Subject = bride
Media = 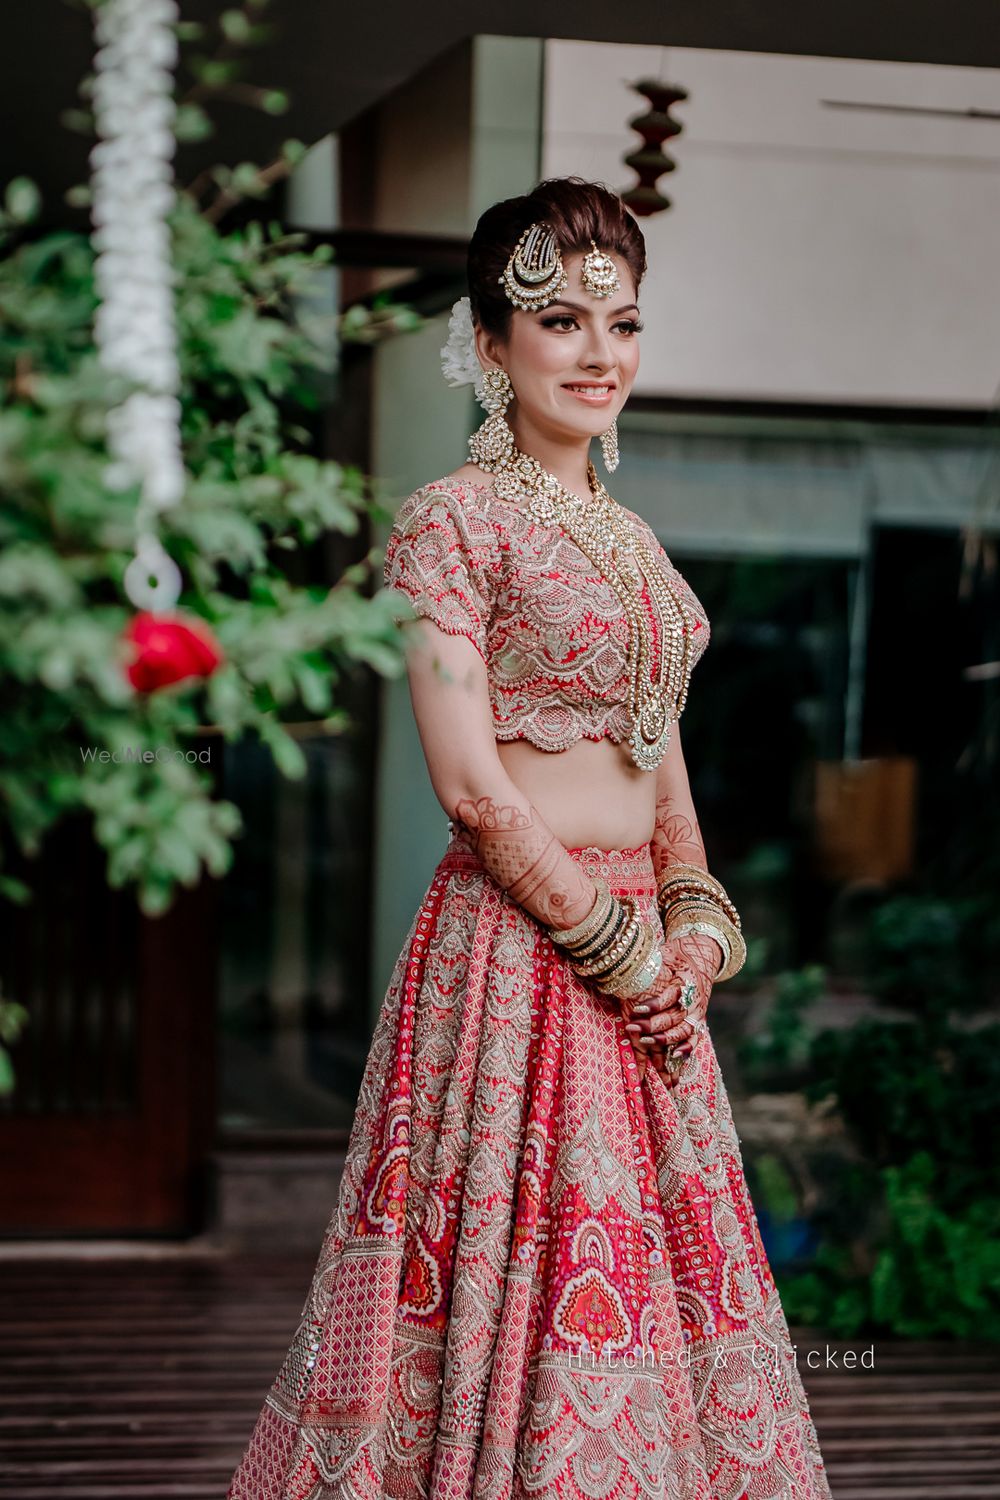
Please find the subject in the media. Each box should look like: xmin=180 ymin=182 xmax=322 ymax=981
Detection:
xmin=228 ymin=176 xmax=833 ymax=1500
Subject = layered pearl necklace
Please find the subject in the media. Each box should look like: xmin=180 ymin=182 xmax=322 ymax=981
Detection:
xmin=472 ymin=433 xmax=696 ymax=771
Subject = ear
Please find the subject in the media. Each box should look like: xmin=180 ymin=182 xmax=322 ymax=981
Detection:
xmin=474 ymin=323 xmax=506 ymax=373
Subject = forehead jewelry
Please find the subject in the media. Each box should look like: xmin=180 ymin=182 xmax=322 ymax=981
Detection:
xmin=581 ymin=241 xmax=621 ymax=299
xmin=499 ymin=222 xmax=568 ymax=311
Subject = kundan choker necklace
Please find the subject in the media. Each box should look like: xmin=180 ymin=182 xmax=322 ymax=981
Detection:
xmin=469 ymin=422 xmax=695 ymax=771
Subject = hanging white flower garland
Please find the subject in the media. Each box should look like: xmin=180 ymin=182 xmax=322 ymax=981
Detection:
xmin=90 ymin=0 xmax=185 ymax=613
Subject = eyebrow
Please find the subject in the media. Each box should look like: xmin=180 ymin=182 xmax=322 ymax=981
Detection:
xmin=542 ymin=299 xmax=641 ymax=317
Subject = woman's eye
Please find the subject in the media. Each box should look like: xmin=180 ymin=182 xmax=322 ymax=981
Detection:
xmin=614 ymin=319 xmax=644 ymax=335
xmin=541 ymin=315 xmax=579 ymax=331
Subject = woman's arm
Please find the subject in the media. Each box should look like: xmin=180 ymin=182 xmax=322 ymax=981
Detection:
xmin=402 ymin=619 xmax=598 ymax=931
xmin=650 ymin=720 xmax=707 ymax=871
xmin=649 ymin=724 xmax=725 ymax=980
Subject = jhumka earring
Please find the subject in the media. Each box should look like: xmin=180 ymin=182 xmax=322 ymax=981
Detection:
xmin=469 ymin=367 xmax=516 ymax=469
xmin=499 ymin=222 xmax=568 ymax=311
xmin=581 ymin=241 xmax=621 ymax=300
xmin=600 ymin=419 xmax=620 ymax=474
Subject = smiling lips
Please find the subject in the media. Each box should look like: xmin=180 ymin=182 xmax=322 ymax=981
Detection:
xmin=563 ymin=382 xmax=616 ymax=404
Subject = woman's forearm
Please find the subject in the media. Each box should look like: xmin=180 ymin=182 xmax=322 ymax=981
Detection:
xmin=650 ymin=785 xmax=707 ymax=874
xmin=649 ymin=739 xmax=726 ymax=980
xmin=451 ymin=785 xmax=598 ymax=932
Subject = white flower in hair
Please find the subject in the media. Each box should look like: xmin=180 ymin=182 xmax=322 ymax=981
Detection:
xmin=440 ymin=296 xmax=483 ymax=396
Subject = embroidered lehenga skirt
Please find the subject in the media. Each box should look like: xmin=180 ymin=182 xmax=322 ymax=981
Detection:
xmin=227 ymin=823 xmax=833 ymax=1500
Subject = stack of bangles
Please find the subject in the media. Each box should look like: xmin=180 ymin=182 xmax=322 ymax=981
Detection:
xmin=655 ymin=861 xmax=747 ymax=983
xmin=543 ymin=860 xmax=746 ymax=1002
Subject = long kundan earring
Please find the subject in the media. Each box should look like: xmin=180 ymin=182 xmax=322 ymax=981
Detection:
xmin=469 ymin=367 xmax=516 ymax=469
xmin=600 ymin=419 xmax=620 ymax=474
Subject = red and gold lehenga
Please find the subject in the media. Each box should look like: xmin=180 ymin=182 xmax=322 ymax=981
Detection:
xmin=227 ymin=480 xmax=834 ymax=1499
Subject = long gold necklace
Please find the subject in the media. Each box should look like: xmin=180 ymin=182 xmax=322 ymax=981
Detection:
xmin=470 ymin=421 xmax=695 ymax=771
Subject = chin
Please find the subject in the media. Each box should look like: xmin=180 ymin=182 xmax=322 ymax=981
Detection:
xmin=553 ymin=408 xmax=617 ymax=440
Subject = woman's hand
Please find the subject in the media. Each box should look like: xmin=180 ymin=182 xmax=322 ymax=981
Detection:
xmin=615 ymin=930 xmax=721 ymax=1086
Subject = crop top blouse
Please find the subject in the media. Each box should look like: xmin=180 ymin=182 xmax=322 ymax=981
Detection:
xmin=382 ymin=477 xmax=710 ymax=755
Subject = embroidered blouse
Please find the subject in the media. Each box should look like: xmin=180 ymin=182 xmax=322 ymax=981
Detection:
xmin=382 ymin=477 xmax=710 ymax=755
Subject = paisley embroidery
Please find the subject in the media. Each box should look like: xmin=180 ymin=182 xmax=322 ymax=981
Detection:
xmin=227 ymin=827 xmax=833 ymax=1500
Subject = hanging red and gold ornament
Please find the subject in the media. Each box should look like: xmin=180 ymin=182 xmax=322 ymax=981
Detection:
xmin=621 ymin=78 xmax=688 ymax=218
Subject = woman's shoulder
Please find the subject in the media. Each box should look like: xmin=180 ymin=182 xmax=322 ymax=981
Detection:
xmin=385 ymin=469 xmax=505 ymax=587
xmin=390 ymin=468 xmax=506 ymax=545
xmin=393 ymin=467 xmax=493 ymax=517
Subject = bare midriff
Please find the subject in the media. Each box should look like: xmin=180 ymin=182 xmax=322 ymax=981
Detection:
xmin=495 ymin=733 xmax=657 ymax=851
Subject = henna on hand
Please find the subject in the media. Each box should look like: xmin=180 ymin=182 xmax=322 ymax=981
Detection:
xmin=650 ymin=793 xmax=706 ymax=870
xmin=452 ymin=794 xmax=597 ymax=930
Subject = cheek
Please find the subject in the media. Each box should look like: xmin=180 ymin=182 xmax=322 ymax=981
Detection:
xmin=526 ymin=335 xmax=571 ymax=381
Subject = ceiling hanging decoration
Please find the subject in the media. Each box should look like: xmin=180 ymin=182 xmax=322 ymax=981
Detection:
xmin=621 ymin=79 xmax=689 ymax=218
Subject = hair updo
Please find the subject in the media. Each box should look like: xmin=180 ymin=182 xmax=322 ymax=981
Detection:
xmin=467 ymin=176 xmax=647 ymax=338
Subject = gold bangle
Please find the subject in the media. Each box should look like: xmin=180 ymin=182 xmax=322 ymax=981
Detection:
xmin=667 ymin=917 xmax=732 ymax=980
xmin=549 ymin=877 xmax=612 ymax=950
xmin=656 ymin=864 xmax=741 ymax=929
xmin=665 ymin=906 xmax=746 ymax=982
xmin=567 ymin=896 xmax=627 ymax=962
xmin=658 ymin=881 xmax=741 ymax=931
xmin=614 ymin=930 xmax=665 ymax=998
xmin=573 ymin=899 xmax=643 ymax=981
xmin=593 ymin=916 xmax=655 ymax=989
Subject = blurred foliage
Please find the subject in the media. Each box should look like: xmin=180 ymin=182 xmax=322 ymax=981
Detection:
xmin=0 ymin=2 xmax=427 ymax=1089
xmin=739 ymin=905 xmax=1000 ymax=1337
xmin=739 ymin=963 xmax=826 ymax=1089
xmin=864 ymin=893 xmax=979 ymax=1013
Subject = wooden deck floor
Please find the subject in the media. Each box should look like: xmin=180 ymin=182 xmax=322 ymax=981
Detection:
xmin=2 ymin=1253 xmax=999 ymax=1498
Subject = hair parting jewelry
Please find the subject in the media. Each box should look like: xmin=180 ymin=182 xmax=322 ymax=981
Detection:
xmin=499 ymin=221 xmax=568 ymax=311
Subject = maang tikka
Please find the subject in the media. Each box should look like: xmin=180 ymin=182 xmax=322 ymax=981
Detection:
xmin=581 ymin=241 xmax=621 ymax=300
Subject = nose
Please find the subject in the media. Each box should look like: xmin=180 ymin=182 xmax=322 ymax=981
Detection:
xmin=579 ymin=323 xmax=616 ymax=374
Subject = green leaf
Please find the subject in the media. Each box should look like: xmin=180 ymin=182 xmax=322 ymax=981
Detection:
xmin=59 ymin=109 xmax=94 ymax=137
xmin=4 ymin=177 xmax=41 ymax=224
xmin=175 ymin=104 xmax=214 ymax=143
xmin=219 ymin=9 xmax=252 ymax=42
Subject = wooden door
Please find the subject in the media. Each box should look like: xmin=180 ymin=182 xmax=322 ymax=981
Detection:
xmin=0 ymin=814 xmax=218 ymax=1234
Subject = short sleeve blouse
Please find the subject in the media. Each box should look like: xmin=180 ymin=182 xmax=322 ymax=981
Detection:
xmin=382 ymin=476 xmax=710 ymax=754
xmin=382 ymin=481 xmax=499 ymax=664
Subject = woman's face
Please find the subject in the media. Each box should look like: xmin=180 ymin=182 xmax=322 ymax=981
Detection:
xmin=477 ymin=250 xmax=641 ymax=444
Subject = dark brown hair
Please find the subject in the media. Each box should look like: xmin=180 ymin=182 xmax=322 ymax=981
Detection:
xmin=467 ymin=176 xmax=647 ymax=337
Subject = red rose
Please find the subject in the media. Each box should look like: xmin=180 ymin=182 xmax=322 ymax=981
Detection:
xmin=123 ymin=611 xmax=223 ymax=693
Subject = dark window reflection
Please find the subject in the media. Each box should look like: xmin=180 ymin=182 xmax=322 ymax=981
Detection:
xmin=218 ymin=675 xmax=375 ymax=1134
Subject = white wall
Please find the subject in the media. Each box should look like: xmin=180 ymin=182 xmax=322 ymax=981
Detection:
xmin=543 ymin=43 xmax=1000 ymax=408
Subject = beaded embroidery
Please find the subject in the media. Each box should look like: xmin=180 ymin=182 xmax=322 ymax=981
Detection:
xmin=383 ymin=478 xmax=710 ymax=754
